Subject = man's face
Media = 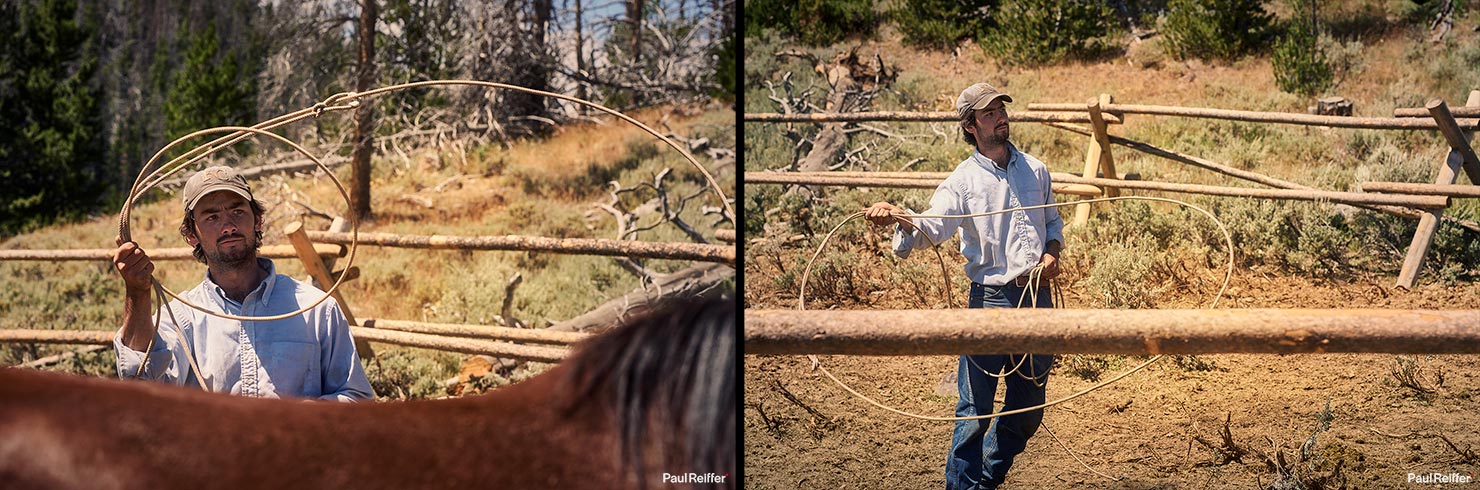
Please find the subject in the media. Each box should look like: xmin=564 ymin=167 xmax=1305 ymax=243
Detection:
xmin=966 ymin=100 xmax=1010 ymax=146
xmin=186 ymin=191 xmax=261 ymax=266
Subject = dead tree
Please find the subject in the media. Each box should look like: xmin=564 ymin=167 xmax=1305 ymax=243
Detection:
xmin=778 ymin=47 xmax=896 ymax=173
xmin=351 ymin=0 xmax=378 ymax=221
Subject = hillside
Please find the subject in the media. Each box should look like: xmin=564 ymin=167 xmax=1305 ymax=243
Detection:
xmin=0 ymin=103 xmax=736 ymax=399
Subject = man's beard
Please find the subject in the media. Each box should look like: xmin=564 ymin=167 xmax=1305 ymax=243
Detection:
xmin=208 ymin=233 xmax=260 ymax=266
xmin=982 ymin=124 xmax=1010 ymax=146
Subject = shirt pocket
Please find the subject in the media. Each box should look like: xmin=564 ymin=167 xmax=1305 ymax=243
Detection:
xmin=264 ymin=341 xmax=322 ymax=398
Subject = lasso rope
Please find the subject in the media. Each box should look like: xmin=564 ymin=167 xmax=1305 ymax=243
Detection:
xmin=794 ymin=196 xmax=1233 ymax=481
xmin=796 ymin=196 xmax=1235 ymax=422
xmin=122 ymin=80 xmax=735 ymax=387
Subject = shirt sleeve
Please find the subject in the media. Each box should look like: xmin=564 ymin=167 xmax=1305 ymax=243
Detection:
xmin=317 ymin=299 xmax=377 ymax=402
xmin=1042 ymin=169 xmax=1065 ymax=247
xmin=892 ymin=179 xmax=965 ymax=259
xmin=114 ymin=304 xmax=194 ymax=387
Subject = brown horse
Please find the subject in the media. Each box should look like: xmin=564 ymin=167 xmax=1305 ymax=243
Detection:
xmin=0 ymin=296 xmax=735 ymax=489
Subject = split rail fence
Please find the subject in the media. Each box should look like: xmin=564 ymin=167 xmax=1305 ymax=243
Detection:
xmin=745 ymin=90 xmax=1480 ymax=289
xmin=1 ymin=218 xmax=735 ymax=366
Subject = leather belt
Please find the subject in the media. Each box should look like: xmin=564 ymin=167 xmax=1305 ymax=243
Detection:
xmin=1012 ymin=273 xmax=1049 ymax=288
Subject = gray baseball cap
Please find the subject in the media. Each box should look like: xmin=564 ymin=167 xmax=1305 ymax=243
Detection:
xmin=955 ymin=82 xmax=1014 ymax=119
xmin=182 ymin=166 xmax=253 ymax=212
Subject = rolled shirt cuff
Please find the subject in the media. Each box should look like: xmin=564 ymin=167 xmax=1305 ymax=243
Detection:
xmin=113 ymin=329 xmax=175 ymax=380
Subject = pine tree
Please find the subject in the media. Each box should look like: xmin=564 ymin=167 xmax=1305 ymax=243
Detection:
xmin=163 ymin=23 xmax=257 ymax=144
xmin=0 ymin=0 xmax=108 ymax=236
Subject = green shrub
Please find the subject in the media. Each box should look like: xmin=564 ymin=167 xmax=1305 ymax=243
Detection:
xmin=1271 ymin=12 xmax=1333 ymax=96
xmin=1082 ymin=238 xmax=1164 ymax=308
xmin=981 ymin=0 xmax=1115 ymax=65
xmin=891 ymin=0 xmax=997 ymax=51
xmin=744 ymin=0 xmax=877 ymax=46
xmin=1161 ymin=0 xmax=1274 ymax=61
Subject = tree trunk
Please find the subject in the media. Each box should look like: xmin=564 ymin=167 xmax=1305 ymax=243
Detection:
xmin=627 ymin=0 xmax=642 ymax=62
xmin=573 ymin=0 xmax=587 ymax=113
xmin=351 ymin=0 xmax=377 ymax=222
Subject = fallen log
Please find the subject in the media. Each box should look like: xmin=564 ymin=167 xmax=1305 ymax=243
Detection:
xmin=0 ymin=244 xmax=343 ymax=262
xmin=0 ymin=330 xmax=112 ymax=345
xmin=348 ymin=327 xmax=567 ymax=363
xmin=745 ymin=308 xmax=1480 ymax=355
xmin=360 ymin=318 xmax=590 ymax=345
xmin=19 ymin=346 xmax=108 ymax=368
xmin=550 ymin=262 xmax=733 ymax=333
xmin=306 ymin=231 xmax=735 ymax=265
xmin=156 ymin=156 xmax=351 ymax=188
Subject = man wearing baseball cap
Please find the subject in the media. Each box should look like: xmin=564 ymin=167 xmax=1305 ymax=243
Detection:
xmin=865 ymin=82 xmax=1064 ymax=489
xmin=112 ymin=166 xmax=374 ymax=401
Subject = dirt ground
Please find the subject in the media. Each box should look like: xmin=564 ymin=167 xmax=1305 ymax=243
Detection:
xmin=743 ymin=274 xmax=1480 ymax=488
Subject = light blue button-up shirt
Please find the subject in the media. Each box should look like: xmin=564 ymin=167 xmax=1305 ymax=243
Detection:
xmin=893 ymin=145 xmax=1065 ymax=286
xmin=114 ymin=258 xmax=375 ymax=402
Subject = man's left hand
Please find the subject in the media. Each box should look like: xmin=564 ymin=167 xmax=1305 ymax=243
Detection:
xmin=1039 ymin=252 xmax=1060 ymax=279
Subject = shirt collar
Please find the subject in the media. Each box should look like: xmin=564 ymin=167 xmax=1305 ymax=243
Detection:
xmin=970 ymin=143 xmax=1019 ymax=173
xmin=203 ymin=257 xmax=277 ymax=308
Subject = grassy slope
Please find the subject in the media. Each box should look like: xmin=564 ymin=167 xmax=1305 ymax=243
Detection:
xmin=0 ymin=104 xmax=736 ymax=398
xmin=745 ymin=3 xmax=1480 ymax=313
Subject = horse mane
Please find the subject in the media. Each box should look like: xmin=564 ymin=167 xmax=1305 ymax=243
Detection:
xmin=562 ymin=294 xmax=735 ymax=488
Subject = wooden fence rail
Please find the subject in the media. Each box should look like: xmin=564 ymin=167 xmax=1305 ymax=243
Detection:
xmin=1361 ymin=182 xmax=1480 ymax=197
xmin=1025 ymin=102 xmax=1480 ymax=130
xmin=348 ymin=327 xmax=568 ymax=363
xmin=0 ymin=244 xmax=342 ymax=262
xmin=743 ymin=111 xmax=1123 ymax=124
xmin=742 ymin=172 xmax=1103 ymax=196
xmin=305 ymin=231 xmax=736 ymax=265
xmin=746 ymin=91 xmax=1480 ymax=288
xmin=744 ymin=171 xmax=1450 ymax=209
xmin=745 ymin=309 xmax=1480 ymax=355
xmin=0 ymin=328 xmax=569 ymax=363
xmin=360 ymin=318 xmax=590 ymax=345
xmin=1395 ymin=106 xmax=1480 ymax=118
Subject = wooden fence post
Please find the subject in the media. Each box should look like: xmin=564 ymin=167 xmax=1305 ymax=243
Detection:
xmin=1396 ymin=93 xmax=1479 ymax=288
xmin=285 ymin=221 xmax=375 ymax=358
xmin=1073 ymin=93 xmax=1118 ymax=226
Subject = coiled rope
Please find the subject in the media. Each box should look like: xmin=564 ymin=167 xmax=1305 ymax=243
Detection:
xmin=794 ymin=196 xmax=1234 ymax=480
xmin=121 ymin=80 xmax=735 ymax=386
xmin=797 ymin=196 xmax=1234 ymax=422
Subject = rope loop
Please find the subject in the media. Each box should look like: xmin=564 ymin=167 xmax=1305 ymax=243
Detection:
xmin=122 ymin=79 xmax=735 ymax=385
xmin=798 ymin=196 xmax=1236 ymax=422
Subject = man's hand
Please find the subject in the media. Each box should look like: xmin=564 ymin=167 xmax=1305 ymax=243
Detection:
xmin=114 ymin=235 xmax=155 ymax=294
xmin=1038 ymin=252 xmax=1060 ymax=279
xmin=1039 ymin=240 xmax=1062 ymax=279
xmin=864 ymin=202 xmax=908 ymax=228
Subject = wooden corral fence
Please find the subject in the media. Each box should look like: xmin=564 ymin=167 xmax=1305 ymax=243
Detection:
xmin=744 ymin=309 xmax=1480 ymax=355
xmin=0 ymin=218 xmax=735 ymax=365
xmin=745 ymin=90 xmax=1480 ymax=288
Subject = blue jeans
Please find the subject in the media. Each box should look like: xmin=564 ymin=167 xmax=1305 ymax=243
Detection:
xmin=945 ymin=282 xmax=1055 ymax=490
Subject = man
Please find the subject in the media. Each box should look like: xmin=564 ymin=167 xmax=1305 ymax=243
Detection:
xmin=112 ymin=166 xmax=375 ymax=401
xmin=865 ymin=82 xmax=1063 ymax=490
